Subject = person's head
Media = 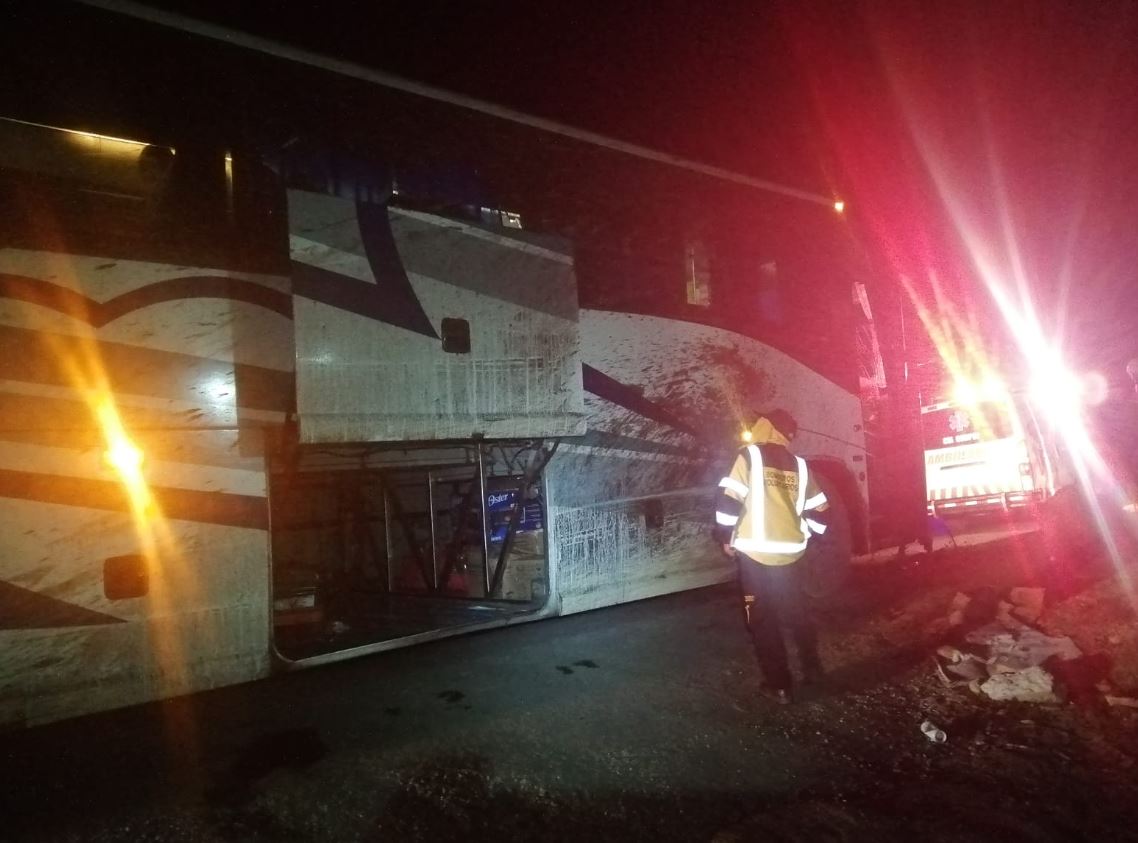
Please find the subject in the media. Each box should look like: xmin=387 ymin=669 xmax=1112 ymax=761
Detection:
xmin=748 ymin=408 xmax=798 ymax=443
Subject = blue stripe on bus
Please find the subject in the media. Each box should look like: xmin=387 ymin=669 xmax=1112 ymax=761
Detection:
xmin=0 ymin=469 xmax=268 ymax=530
xmin=581 ymin=365 xmax=698 ymax=438
xmin=0 ymin=272 xmax=292 ymax=326
xmin=0 ymin=580 xmax=124 ymax=629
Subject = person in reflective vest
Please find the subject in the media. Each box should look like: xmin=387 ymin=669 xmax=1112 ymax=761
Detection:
xmin=715 ymin=409 xmax=829 ymax=704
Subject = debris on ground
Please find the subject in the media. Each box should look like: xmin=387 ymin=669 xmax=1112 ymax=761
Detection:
xmin=931 ymin=584 xmax=1132 ymax=704
xmin=945 ymin=586 xmax=1046 ymax=630
xmin=1105 ymin=695 xmax=1138 ymax=708
xmin=934 ymin=625 xmax=1082 ymax=704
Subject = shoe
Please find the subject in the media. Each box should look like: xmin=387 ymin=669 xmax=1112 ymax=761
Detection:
xmin=759 ymin=685 xmax=793 ymax=706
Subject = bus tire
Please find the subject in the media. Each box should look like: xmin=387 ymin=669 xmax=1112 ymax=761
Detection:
xmin=800 ymin=474 xmax=853 ymax=612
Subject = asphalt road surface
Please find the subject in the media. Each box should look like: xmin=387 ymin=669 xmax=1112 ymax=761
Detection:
xmin=3 ymin=585 xmax=811 ymax=842
xmin=4 ymin=523 xmax=1138 ymax=841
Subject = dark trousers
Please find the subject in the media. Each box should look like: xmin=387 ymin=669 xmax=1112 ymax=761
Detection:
xmin=737 ymin=556 xmax=820 ymax=690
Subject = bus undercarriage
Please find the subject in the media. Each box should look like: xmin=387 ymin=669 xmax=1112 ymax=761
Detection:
xmin=270 ymin=439 xmax=556 ymax=661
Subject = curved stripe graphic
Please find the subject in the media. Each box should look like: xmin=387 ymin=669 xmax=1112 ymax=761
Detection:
xmin=0 ymin=273 xmax=293 ymax=327
xmin=581 ymin=364 xmax=699 ymax=438
xmin=290 ymin=260 xmax=437 ymax=338
xmin=0 ymin=323 xmax=294 ymax=413
xmin=0 ymin=580 xmax=123 ymax=629
xmin=0 ymin=468 xmax=268 ymax=530
xmin=356 ymin=200 xmax=439 ymax=338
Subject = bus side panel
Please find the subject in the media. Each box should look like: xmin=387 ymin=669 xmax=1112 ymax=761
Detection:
xmin=287 ymin=191 xmax=586 ymax=443
xmin=0 ymin=249 xmax=291 ymax=726
xmin=579 ymin=311 xmax=866 ymax=471
xmin=2 ymin=506 xmax=272 ymax=726
xmin=547 ymin=450 xmax=728 ymax=615
xmin=548 ymin=310 xmax=864 ymax=615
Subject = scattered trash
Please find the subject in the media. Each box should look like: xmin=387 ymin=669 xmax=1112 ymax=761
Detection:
xmin=997 ymin=587 xmax=1046 ymax=627
xmin=933 ymin=644 xmax=991 ymax=685
xmin=978 ymin=665 xmax=1057 ymax=703
xmin=920 ymin=720 xmax=947 ymax=743
xmin=969 ymin=625 xmax=1082 ymax=672
xmin=947 ymin=587 xmax=1046 ymax=630
xmin=932 ymin=587 xmax=1108 ymax=705
xmin=932 ymin=625 xmax=1084 ymax=703
xmin=1105 ymin=695 xmax=1138 ymax=709
xmin=947 ymin=589 xmax=997 ymax=628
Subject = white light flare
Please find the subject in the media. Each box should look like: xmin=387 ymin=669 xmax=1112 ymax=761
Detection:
xmin=97 ymin=401 xmax=151 ymax=511
xmin=105 ymin=436 xmax=144 ymax=477
xmin=952 ymin=379 xmax=978 ymax=406
xmin=951 ymin=374 xmax=1005 ymax=407
xmin=889 ymin=85 xmax=1137 ymax=600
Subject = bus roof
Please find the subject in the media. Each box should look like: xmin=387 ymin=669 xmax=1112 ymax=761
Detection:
xmin=77 ymin=0 xmax=836 ymax=209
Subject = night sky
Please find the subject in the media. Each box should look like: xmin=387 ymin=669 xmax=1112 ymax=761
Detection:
xmin=23 ymin=1 xmax=1138 ymax=380
xmin=141 ymin=0 xmax=1138 ymax=379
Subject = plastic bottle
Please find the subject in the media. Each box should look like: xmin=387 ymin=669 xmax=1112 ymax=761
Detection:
xmin=920 ymin=720 xmax=947 ymax=743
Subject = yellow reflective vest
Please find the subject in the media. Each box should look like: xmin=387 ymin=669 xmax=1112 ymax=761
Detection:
xmin=716 ymin=443 xmax=830 ymax=566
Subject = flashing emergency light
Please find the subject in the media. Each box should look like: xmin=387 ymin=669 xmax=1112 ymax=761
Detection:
xmin=741 ymin=429 xmax=754 ymax=443
xmin=1029 ymin=367 xmax=1108 ymax=412
xmin=952 ymin=374 xmax=1007 ymax=405
xmin=105 ymin=436 xmax=144 ymax=476
xmin=833 ymin=199 xmax=845 ymax=214
xmin=952 ymin=379 xmax=978 ymax=406
xmin=979 ymin=375 xmax=1005 ymax=398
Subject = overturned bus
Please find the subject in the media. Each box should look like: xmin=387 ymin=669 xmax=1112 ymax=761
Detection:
xmin=0 ymin=7 xmax=903 ymax=726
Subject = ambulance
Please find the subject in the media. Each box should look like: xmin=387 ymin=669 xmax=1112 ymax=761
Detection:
xmin=920 ymin=380 xmax=1059 ymax=515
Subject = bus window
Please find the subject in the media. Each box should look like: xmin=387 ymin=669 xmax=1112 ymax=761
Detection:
xmin=0 ymin=116 xmax=283 ymax=271
xmin=758 ymin=259 xmax=782 ymax=322
xmin=684 ymin=239 xmax=711 ymax=307
xmin=0 ymin=117 xmax=174 ymax=249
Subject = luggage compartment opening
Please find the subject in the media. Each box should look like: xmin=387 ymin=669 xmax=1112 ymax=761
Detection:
xmin=269 ymin=440 xmax=553 ymax=661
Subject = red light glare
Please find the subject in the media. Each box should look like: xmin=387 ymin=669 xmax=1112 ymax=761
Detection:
xmin=1083 ymin=371 xmax=1109 ymax=406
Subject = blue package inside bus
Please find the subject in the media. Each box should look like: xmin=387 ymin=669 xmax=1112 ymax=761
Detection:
xmin=487 ymin=489 xmax=544 ymax=542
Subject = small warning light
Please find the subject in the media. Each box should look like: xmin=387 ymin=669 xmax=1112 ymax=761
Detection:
xmin=833 ymin=199 xmax=845 ymax=214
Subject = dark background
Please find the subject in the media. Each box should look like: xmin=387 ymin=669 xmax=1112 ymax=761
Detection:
xmin=7 ymin=0 xmax=1138 ymax=384
xmin=162 ymin=0 xmax=1138 ymax=382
